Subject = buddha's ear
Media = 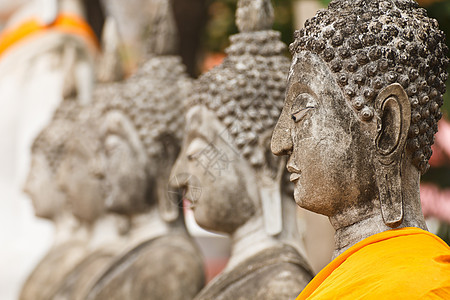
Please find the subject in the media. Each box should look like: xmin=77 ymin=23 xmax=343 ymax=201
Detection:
xmin=374 ymin=83 xmax=411 ymax=228
xmin=102 ymin=111 xmax=147 ymax=164
xmin=158 ymin=172 xmax=180 ymax=223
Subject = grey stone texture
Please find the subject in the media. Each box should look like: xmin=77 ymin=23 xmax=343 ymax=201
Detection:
xmin=271 ymin=0 xmax=449 ymax=257
xmin=172 ymin=0 xmax=314 ymax=299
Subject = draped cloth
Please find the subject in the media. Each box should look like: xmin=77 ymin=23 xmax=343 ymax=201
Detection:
xmin=297 ymin=227 xmax=450 ymax=299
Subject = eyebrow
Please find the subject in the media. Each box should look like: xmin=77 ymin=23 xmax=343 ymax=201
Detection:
xmin=288 ymin=83 xmax=319 ymax=101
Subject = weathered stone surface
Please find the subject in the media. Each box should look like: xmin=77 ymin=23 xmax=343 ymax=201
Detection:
xmin=195 ymin=245 xmax=312 ymax=300
xmin=271 ymin=0 xmax=449 ymax=257
xmin=171 ymin=0 xmax=313 ymax=298
xmin=86 ymin=233 xmax=204 ymax=300
xmin=19 ymin=241 xmax=86 ymax=300
xmin=20 ymin=99 xmax=88 ymax=300
xmin=47 ymin=96 xmax=128 ymax=300
xmin=52 ymin=1 xmax=205 ymax=298
xmin=73 ymin=54 xmax=205 ymax=299
xmin=49 ymin=249 xmax=115 ymax=300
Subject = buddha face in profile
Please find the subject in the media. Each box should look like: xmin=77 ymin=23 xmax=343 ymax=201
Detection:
xmin=173 ymin=106 xmax=260 ymax=234
xmin=99 ymin=110 xmax=149 ymax=214
xmin=272 ymin=0 xmax=448 ymax=227
xmin=171 ymin=39 xmax=289 ymax=234
xmin=58 ymin=121 xmax=107 ymax=223
xmin=57 ymin=107 xmax=149 ymax=221
xmin=61 ymin=57 xmax=189 ymax=219
xmin=273 ymin=52 xmax=375 ymax=216
xmin=24 ymin=126 xmax=67 ymax=220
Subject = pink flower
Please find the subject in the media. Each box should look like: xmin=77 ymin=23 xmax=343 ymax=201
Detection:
xmin=420 ymin=183 xmax=450 ymax=224
xmin=429 ymin=118 xmax=450 ymax=167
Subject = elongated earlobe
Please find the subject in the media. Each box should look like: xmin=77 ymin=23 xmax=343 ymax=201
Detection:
xmin=159 ymin=192 xmax=180 ymax=222
xmin=260 ymin=157 xmax=285 ymax=236
xmin=159 ymin=174 xmax=180 ymax=222
xmin=374 ymin=84 xmax=411 ymax=228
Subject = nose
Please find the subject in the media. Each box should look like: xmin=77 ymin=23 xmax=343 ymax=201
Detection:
xmin=23 ymin=180 xmax=32 ymax=197
xmin=22 ymin=170 xmax=35 ymax=197
xmin=271 ymin=110 xmax=293 ymax=156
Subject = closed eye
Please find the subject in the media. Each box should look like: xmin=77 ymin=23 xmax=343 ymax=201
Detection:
xmin=186 ymin=138 xmax=209 ymax=161
xmin=292 ymin=107 xmax=314 ymax=123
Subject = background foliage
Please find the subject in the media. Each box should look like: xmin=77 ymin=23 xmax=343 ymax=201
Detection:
xmin=204 ymin=0 xmax=450 ymax=115
xmin=203 ymin=0 xmax=294 ymax=53
xmin=426 ymin=1 xmax=450 ymax=116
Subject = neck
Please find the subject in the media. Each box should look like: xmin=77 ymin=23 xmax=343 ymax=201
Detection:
xmin=86 ymin=213 xmax=127 ymax=252
xmin=52 ymin=210 xmax=89 ymax=246
xmin=125 ymin=206 xmax=173 ymax=248
xmin=330 ymin=177 xmax=427 ymax=258
xmin=226 ymin=215 xmax=278 ymax=271
xmin=331 ymin=212 xmax=390 ymax=258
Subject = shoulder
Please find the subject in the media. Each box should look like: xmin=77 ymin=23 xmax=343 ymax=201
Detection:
xmin=134 ymin=236 xmax=205 ymax=299
xmin=308 ymin=230 xmax=450 ymax=299
xmin=138 ymin=235 xmax=204 ymax=280
xmin=255 ymin=262 xmax=312 ymax=300
xmin=88 ymin=235 xmax=204 ymax=300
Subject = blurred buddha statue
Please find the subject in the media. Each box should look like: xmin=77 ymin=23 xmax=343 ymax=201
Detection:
xmin=45 ymin=15 xmax=130 ymax=300
xmin=49 ymin=98 xmax=128 ymax=300
xmin=19 ymin=99 xmax=89 ymax=300
xmin=84 ymin=2 xmax=205 ymax=299
xmin=0 ymin=2 xmax=98 ymax=296
xmin=0 ymin=0 xmax=98 ymax=185
xmin=271 ymin=0 xmax=450 ymax=298
xmin=56 ymin=1 xmax=204 ymax=299
xmin=170 ymin=1 xmax=314 ymax=299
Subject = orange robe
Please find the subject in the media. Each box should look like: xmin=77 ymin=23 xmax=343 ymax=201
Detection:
xmin=297 ymin=227 xmax=450 ymax=299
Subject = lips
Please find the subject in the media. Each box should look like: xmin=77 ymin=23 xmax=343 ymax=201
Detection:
xmin=183 ymin=197 xmax=195 ymax=208
xmin=183 ymin=188 xmax=197 ymax=209
xmin=287 ymin=161 xmax=301 ymax=182
xmin=290 ymin=173 xmax=301 ymax=182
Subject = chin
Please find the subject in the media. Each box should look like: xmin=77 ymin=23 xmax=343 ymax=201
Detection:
xmin=193 ymin=209 xmax=216 ymax=232
xmin=106 ymin=199 xmax=127 ymax=214
xmin=34 ymin=209 xmax=52 ymax=220
xmin=193 ymin=206 xmax=233 ymax=234
xmin=294 ymin=187 xmax=328 ymax=216
xmin=32 ymin=201 xmax=51 ymax=219
xmin=293 ymin=186 xmax=307 ymax=208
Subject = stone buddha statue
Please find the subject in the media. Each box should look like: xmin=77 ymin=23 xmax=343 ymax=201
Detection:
xmin=54 ymin=1 xmax=205 ymax=299
xmin=19 ymin=99 xmax=89 ymax=300
xmin=271 ymin=0 xmax=450 ymax=298
xmin=170 ymin=1 xmax=314 ymax=299
xmin=48 ymin=98 xmax=129 ymax=300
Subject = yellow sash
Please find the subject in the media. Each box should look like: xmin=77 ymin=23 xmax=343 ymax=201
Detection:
xmin=297 ymin=227 xmax=450 ymax=299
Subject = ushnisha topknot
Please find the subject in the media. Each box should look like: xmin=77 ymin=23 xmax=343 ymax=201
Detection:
xmin=290 ymin=0 xmax=449 ymax=174
xmin=187 ymin=0 xmax=289 ymax=169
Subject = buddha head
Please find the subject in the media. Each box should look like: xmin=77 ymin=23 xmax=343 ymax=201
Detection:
xmin=24 ymin=99 xmax=79 ymax=220
xmin=171 ymin=0 xmax=294 ymax=237
xmin=93 ymin=59 xmax=191 ymax=220
xmin=271 ymin=0 xmax=449 ymax=228
xmin=57 ymin=101 xmax=108 ymax=224
xmin=59 ymin=0 xmax=189 ymax=223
